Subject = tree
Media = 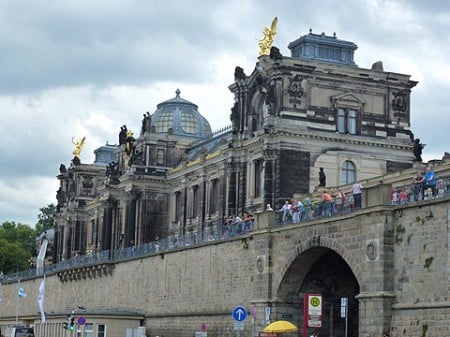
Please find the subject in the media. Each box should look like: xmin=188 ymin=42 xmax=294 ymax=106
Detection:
xmin=0 ymin=222 xmax=36 ymax=254
xmin=35 ymin=204 xmax=56 ymax=234
xmin=0 ymin=238 xmax=30 ymax=274
xmin=0 ymin=222 xmax=35 ymax=273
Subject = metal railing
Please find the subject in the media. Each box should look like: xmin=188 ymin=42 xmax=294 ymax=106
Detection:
xmin=2 ymin=175 xmax=449 ymax=284
xmin=0 ymin=220 xmax=254 ymax=284
xmin=389 ymin=174 xmax=450 ymax=205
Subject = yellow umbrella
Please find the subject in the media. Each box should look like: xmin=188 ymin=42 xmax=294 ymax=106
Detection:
xmin=263 ymin=320 xmax=298 ymax=333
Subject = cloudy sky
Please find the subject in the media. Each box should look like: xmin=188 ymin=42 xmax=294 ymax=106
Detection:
xmin=0 ymin=0 xmax=449 ymax=226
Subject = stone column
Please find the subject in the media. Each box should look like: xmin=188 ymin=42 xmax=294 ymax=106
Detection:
xmin=356 ymin=291 xmax=395 ymax=337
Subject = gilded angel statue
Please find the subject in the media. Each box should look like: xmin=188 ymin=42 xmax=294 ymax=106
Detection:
xmin=72 ymin=136 xmax=86 ymax=159
xmin=259 ymin=17 xmax=278 ymax=56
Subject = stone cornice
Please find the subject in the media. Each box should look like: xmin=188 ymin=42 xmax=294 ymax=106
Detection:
xmin=57 ymin=262 xmax=115 ymax=282
xmin=272 ymin=129 xmax=412 ymax=151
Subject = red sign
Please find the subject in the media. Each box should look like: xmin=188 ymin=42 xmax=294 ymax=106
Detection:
xmin=77 ymin=316 xmax=86 ymax=325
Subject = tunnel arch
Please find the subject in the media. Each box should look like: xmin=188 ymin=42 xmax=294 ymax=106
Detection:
xmin=274 ymin=242 xmax=361 ymax=337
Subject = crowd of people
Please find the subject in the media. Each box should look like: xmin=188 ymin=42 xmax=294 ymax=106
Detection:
xmin=275 ymin=166 xmax=448 ymax=225
xmin=221 ymin=211 xmax=255 ymax=237
xmin=392 ymin=166 xmax=447 ymax=204
xmin=276 ymin=181 xmax=364 ymax=225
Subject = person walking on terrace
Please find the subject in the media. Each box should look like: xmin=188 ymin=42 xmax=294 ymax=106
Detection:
xmin=351 ymin=181 xmax=363 ymax=208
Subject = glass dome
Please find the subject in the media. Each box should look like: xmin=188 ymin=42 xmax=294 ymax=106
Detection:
xmin=151 ymin=89 xmax=212 ymax=140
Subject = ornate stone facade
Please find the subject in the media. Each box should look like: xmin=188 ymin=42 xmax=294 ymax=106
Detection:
xmin=52 ymin=32 xmax=418 ymax=264
xmin=1 ymin=30 xmax=439 ymax=337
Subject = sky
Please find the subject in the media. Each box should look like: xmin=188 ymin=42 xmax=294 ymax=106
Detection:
xmin=0 ymin=0 xmax=449 ymax=227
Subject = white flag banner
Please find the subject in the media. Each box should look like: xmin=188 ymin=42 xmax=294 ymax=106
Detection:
xmin=18 ymin=283 xmax=27 ymax=298
xmin=37 ymin=279 xmax=46 ymax=322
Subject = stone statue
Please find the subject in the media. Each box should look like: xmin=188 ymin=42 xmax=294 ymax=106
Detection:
xmin=269 ymin=46 xmax=283 ymax=60
xmin=125 ymin=129 xmax=135 ymax=156
xmin=106 ymin=161 xmax=120 ymax=185
xmin=141 ymin=112 xmax=151 ymax=135
xmin=230 ymin=102 xmax=240 ymax=130
xmin=128 ymin=148 xmax=144 ymax=166
xmin=319 ymin=167 xmax=326 ymax=187
xmin=72 ymin=136 xmax=86 ymax=159
xmin=413 ymin=138 xmax=424 ymax=162
xmin=234 ymin=66 xmax=246 ymax=81
xmin=258 ymin=17 xmax=278 ymax=56
xmin=119 ymin=125 xmax=127 ymax=145
xmin=59 ymin=164 xmax=67 ymax=174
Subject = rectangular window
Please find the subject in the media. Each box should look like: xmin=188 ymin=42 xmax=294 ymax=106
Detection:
xmin=192 ymin=185 xmax=199 ymax=218
xmin=85 ymin=323 xmax=94 ymax=337
xmin=336 ymin=108 xmax=359 ymax=134
xmin=210 ymin=179 xmax=218 ymax=214
xmin=347 ymin=110 xmax=357 ymax=134
xmin=337 ymin=108 xmax=346 ymax=133
xmin=175 ymin=191 xmax=181 ymax=223
xmin=254 ymin=160 xmax=262 ymax=197
xmin=97 ymin=324 xmax=106 ymax=337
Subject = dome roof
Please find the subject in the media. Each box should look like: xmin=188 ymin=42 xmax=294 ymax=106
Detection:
xmin=151 ymin=89 xmax=212 ymax=140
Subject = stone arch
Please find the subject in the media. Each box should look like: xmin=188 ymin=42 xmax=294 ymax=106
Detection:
xmin=249 ymin=90 xmax=268 ymax=133
xmin=275 ymin=236 xmax=363 ymax=299
xmin=273 ymin=237 xmax=362 ymax=337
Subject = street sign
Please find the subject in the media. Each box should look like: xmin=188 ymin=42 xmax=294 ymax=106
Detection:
xmin=250 ymin=304 xmax=256 ymax=317
xmin=201 ymin=323 xmax=207 ymax=332
xmin=265 ymin=307 xmax=270 ymax=324
xmin=307 ymin=294 xmax=322 ymax=328
xmin=232 ymin=306 xmax=247 ymax=321
xmin=234 ymin=322 xmax=244 ymax=331
xmin=195 ymin=332 xmax=207 ymax=337
xmin=77 ymin=316 xmax=86 ymax=325
xmin=341 ymin=297 xmax=348 ymax=318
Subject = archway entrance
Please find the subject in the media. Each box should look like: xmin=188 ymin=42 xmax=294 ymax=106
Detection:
xmin=276 ymin=247 xmax=359 ymax=337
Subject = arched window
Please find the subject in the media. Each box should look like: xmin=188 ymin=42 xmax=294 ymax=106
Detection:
xmin=341 ymin=160 xmax=356 ymax=185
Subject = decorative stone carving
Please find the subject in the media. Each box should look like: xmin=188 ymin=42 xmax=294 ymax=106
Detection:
xmin=392 ymin=91 xmax=407 ymax=112
xmin=287 ymin=74 xmax=304 ymax=98
xmin=366 ymin=240 xmax=378 ymax=261
xmin=57 ymin=263 xmax=115 ymax=282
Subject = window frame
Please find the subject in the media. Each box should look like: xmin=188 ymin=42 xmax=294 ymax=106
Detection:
xmin=341 ymin=160 xmax=356 ymax=185
xmin=337 ymin=108 xmax=360 ymax=134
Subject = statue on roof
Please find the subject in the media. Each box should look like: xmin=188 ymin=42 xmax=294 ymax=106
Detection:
xmin=72 ymin=136 xmax=86 ymax=159
xmin=258 ymin=17 xmax=278 ymax=56
xmin=119 ymin=125 xmax=127 ymax=145
xmin=125 ymin=129 xmax=136 ymax=156
xmin=141 ymin=112 xmax=151 ymax=135
xmin=413 ymin=138 xmax=425 ymax=162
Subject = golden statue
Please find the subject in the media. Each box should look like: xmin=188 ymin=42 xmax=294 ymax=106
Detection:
xmin=72 ymin=136 xmax=86 ymax=158
xmin=259 ymin=17 xmax=278 ymax=56
xmin=125 ymin=129 xmax=135 ymax=156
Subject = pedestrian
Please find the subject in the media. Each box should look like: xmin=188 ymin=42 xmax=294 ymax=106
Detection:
xmin=423 ymin=166 xmax=436 ymax=197
xmin=351 ymin=181 xmax=363 ymax=208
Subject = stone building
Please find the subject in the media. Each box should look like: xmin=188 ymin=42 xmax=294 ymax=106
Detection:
xmin=53 ymin=30 xmax=418 ymax=263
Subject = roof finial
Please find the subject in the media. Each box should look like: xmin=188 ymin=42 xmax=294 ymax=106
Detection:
xmin=309 ymin=28 xmax=312 ymax=34
xmin=175 ymin=88 xmax=181 ymax=99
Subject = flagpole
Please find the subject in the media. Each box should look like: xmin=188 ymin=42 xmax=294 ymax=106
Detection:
xmin=16 ymin=280 xmax=19 ymax=326
xmin=40 ymin=274 xmax=46 ymax=337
